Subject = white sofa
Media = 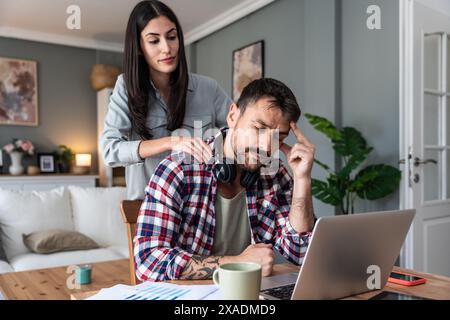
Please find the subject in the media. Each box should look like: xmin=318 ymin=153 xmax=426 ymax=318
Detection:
xmin=0 ymin=186 xmax=130 ymax=274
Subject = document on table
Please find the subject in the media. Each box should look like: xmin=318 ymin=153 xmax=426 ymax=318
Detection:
xmin=86 ymin=281 xmax=221 ymax=300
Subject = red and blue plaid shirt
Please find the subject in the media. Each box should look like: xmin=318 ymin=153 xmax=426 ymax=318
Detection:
xmin=134 ymin=128 xmax=314 ymax=281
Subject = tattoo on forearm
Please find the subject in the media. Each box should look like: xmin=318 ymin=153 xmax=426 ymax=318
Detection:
xmin=180 ymin=255 xmax=223 ymax=280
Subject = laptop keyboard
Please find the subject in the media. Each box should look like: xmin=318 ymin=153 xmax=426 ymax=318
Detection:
xmin=261 ymin=284 xmax=295 ymax=300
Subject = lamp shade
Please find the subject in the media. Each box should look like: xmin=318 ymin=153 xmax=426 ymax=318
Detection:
xmin=90 ymin=64 xmax=121 ymax=91
xmin=75 ymin=154 xmax=91 ymax=167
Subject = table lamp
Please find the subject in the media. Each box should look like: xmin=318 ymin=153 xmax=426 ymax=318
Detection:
xmin=73 ymin=154 xmax=91 ymax=174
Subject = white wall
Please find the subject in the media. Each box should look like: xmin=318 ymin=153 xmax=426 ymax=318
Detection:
xmin=415 ymin=0 xmax=450 ymax=17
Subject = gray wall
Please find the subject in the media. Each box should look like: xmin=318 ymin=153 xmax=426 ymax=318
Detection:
xmin=340 ymin=0 xmax=400 ymax=213
xmin=0 ymin=36 xmax=122 ymax=173
xmin=303 ymin=0 xmax=339 ymax=216
xmin=190 ymin=0 xmax=400 ymax=215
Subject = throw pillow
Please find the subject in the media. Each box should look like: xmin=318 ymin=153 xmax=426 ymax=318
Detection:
xmin=23 ymin=229 xmax=100 ymax=254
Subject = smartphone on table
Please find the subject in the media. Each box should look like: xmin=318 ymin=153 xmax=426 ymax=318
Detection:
xmin=388 ymin=271 xmax=426 ymax=286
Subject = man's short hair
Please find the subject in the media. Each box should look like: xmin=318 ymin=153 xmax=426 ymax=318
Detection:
xmin=236 ymin=78 xmax=301 ymax=123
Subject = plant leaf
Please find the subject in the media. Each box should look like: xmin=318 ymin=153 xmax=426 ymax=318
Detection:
xmin=311 ymin=178 xmax=342 ymax=206
xmin=333 ymin=127 xmax=368 ymax=156
xmin=354 ymin=165 xmax=402 ymax=200
xmin=338 ymin=147 xmax=373 ymax=179
xmin=314 ymin=158 xmax=331 ymax=172
xmin=306 ymin=113 xmax=400 ymax=210
xmin=305 ymin=113 xmax=342 ymax=141
xmin=348 ymin=168 xmax=378 ymax=192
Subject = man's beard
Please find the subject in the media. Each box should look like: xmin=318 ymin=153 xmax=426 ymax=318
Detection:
xmin=235 ymin=147 xmax=272 ymax=172
xmin=230 ymin=129 xmax=273 ymax=172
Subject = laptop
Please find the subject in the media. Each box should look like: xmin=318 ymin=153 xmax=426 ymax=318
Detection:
xmin=259 ymin=209 xmax=416 ymax=300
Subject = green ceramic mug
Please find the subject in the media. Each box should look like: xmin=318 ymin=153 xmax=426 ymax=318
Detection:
xmin=213 ymin=262 xmax=262 ymax=300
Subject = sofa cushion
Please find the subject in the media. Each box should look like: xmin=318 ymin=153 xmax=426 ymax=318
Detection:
xmin=23 ymin=229 xmax=100 ymax=254
xmin=68 ymin=186 xmax=127 ymax=247
xmin=0 ymin=260 xmax=13 ymax=274
xmin=9 ymin=248 xmax=124 ymax=272
xmin=0 ymin=187 xmax=74 ymax=260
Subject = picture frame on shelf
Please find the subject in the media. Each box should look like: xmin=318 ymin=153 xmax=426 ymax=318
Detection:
xmin=232 ymin=40 xmax=264 ymax=101
xmin=38 ymin=153 xmax=56 ymax=173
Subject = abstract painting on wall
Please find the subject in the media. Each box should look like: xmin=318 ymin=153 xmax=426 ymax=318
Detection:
xmin=0 ymin=57 xmax=38 ymax=126
xmin=232 ymin=40 xmax=264 ymax=102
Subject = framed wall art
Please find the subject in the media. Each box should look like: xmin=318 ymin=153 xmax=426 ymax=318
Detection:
xmin=232 ymin=40 xmax=264 ymax=101
xmin=0 ymin=57 xmax=38 ymax=126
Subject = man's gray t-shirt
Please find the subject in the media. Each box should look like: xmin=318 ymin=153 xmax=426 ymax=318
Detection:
xmin=211 ymin=190 xmax=252 ymax=256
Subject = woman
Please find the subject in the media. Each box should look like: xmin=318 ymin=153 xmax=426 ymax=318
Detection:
xmin=101 ymin=0 xmax=231 ymax=200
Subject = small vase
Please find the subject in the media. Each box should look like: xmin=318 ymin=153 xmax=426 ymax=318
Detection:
xmin=57 ymin=161 xmax=70 ymax=173
xmin=9 ymin=151 xmax=24 ymax=175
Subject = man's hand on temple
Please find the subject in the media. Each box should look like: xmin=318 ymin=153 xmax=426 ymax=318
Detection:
xmin=280 ymin=121 xmax=316 ymax=234
xmin=280 ymin=122 xmax=315 ymax=181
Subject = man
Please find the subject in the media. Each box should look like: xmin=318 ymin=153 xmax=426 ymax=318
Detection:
xmin=134 ymin=78 xmax=316 ymax=281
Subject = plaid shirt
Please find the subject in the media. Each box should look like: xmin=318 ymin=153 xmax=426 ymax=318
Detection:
xmin=134 ymin=128 xmax=314 ymax=281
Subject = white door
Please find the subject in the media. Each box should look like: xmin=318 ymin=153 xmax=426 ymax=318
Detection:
xmin=402 ymin=2 xmax=450 ymax=277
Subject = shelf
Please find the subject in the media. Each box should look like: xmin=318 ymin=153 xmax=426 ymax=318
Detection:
xmin=0 ymin=174 xmax=98 ymax=180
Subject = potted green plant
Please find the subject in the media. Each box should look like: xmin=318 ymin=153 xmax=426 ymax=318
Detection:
xmin=55 ymin=145 xmax=75 ymax=173
xmin=305 ymin=113 xmax=401 ymax=215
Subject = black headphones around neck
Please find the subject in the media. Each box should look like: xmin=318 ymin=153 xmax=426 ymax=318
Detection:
xmin=211 ymin=130 xmax=260 ymax=189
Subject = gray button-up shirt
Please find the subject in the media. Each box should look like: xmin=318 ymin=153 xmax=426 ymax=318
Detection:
xmin=100 ymin=73 xmax=232 ymax=200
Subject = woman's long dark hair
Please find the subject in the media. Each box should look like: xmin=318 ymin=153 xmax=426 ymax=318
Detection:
xmin=124 ymin=0 xmax=189 ymax=139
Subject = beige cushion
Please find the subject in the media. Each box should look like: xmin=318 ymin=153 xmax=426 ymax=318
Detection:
xmin=22 ymin=230 xmax=100 ymax=254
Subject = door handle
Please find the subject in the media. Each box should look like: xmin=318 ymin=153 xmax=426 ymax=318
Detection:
xmin=398 ymin=154 xmax=412 ymax=164
xmin=413 ymin=157 xmax=437 ymax=167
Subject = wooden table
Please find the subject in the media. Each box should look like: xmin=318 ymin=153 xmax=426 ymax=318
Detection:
xmin=0 ymin=259 xmax=130 ymax=300
xmin=344 ymin=266 xmax=450 ymax=300
xmin=71 ymin=264 xmax=450 ymax=300
xmin=1 ymin=258 xmax=449 ymax=300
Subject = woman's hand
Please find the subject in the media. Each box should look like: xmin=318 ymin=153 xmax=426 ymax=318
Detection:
xmin=170 ymin=136 xmax=213 ymax=164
